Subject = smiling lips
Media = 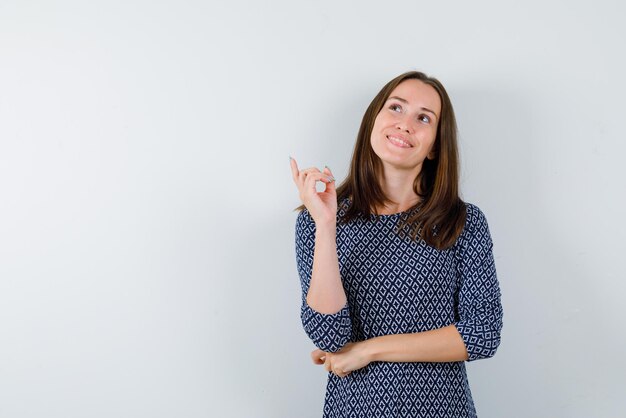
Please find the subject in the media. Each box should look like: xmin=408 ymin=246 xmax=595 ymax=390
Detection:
xmin=386 ymin=135 xmax=413 ymax=148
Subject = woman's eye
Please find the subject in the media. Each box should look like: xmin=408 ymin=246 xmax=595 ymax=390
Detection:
xmin=419 ymin=115 xmax=431 ymax=123
xmin=389 ymin=104 xmax=402 ymax=112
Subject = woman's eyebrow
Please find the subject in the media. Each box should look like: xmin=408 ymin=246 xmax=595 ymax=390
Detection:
xmin=388 ymin=96 xmax=438 ymax=118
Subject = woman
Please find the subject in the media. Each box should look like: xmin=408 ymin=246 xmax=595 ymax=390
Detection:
xmin=289 ymin=71 xmax=503 ymax=418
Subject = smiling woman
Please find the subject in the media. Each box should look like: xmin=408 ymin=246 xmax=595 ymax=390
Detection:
xmin=370 ymin=80 xmax=441 ymax=171
xmin=290 ymin=70 xmax=503 ymax=418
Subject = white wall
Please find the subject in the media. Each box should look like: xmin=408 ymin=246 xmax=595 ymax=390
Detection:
xmin=1 ymin=1 xmax=624 ymax=417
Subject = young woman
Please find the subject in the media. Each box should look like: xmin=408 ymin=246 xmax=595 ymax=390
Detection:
xmin=290 ymin=71 xmax=503 ymax=418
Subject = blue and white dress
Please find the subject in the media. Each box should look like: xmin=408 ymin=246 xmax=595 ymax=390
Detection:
xmin=295 ymin=198 xmax=503 ymax=418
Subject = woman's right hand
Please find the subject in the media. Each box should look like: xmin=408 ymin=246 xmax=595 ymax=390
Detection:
xmin=290 ymin=157 xmax=337 ymax=226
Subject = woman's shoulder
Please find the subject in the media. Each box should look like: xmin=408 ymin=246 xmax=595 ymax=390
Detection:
xmin=463 ymin=202 xmax=489 ymax=227
xmin=455 ymin=201 xmax=493 ymax=249
xmin=296 ymin=206 xmax=314 ymax=222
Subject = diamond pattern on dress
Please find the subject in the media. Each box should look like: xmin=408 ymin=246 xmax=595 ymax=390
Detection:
xmin=295 ymin=199 xmax=503 ymax=417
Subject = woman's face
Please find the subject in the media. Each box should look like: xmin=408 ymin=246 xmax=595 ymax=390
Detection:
xmin=370 ymin=79 xmax=442 ymax=173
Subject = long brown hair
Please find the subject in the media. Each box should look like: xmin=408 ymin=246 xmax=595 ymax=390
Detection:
xmin=297 ymin=71 xmax=466 ymax=250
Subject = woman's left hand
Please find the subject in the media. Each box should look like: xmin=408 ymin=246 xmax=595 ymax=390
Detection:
xmin=311 ymin=342 xmax=372 ymax=378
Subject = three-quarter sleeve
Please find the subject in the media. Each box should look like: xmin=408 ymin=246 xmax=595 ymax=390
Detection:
xmin=453 ymin=204 xmax=504 ymax=362
xmin=295 ymin=209 xmax=352 ymax=353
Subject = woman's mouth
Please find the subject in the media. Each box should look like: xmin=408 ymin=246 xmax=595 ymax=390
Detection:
xmin=387 ymin=135 xmax=413 ymax=148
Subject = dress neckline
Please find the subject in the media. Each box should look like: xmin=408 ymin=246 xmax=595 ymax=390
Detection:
xmin=370 ymin=206 xmax=418 ymax=218
xmin=341 ymin=196 xmax=420 ymax=219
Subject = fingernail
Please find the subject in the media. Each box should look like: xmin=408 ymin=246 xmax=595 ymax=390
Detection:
xmin=289 ymin=155 xmax=293 ymax=161
xmin=325 ymin=165 xmax=331 ymax=171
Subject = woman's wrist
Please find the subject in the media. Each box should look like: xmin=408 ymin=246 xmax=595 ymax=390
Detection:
xmin=314 ymin=219 xmax=337 ymax=233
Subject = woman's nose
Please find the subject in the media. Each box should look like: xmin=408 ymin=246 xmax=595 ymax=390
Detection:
xmin=394 ymin=117 xmax=412 ymax=133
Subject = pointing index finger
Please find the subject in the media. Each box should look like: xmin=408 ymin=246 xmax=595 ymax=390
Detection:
xmin=289 ymin=156 xmax=299 ymax=182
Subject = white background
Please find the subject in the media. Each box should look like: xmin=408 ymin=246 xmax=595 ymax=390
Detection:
xmin=1 ymin=1 xmax=624 ymax=417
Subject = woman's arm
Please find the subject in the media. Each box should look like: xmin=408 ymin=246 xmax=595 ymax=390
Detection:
xmin=306 ymin=221 xmax=347 ymax=314
xmin=296 ymin=210 xmax=352 ymax=353
xmin=292 ymin=159 xmax=352 ymax=353
xmin=313 ymin=325 xmax=468 ymax=377
xmin=362 ymin=324 xmax=469 ymax=363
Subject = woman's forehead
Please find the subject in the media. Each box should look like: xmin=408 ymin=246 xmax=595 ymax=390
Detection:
xmin=388 ymin=79 xmax=441 ymax=113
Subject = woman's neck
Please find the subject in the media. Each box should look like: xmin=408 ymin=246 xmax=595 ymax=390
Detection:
xmin=375 ymin=166 xmax=422 ymax=214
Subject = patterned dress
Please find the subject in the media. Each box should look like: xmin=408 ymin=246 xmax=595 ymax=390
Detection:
xmin=295 ymin=198 xmax=503 ymax=418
